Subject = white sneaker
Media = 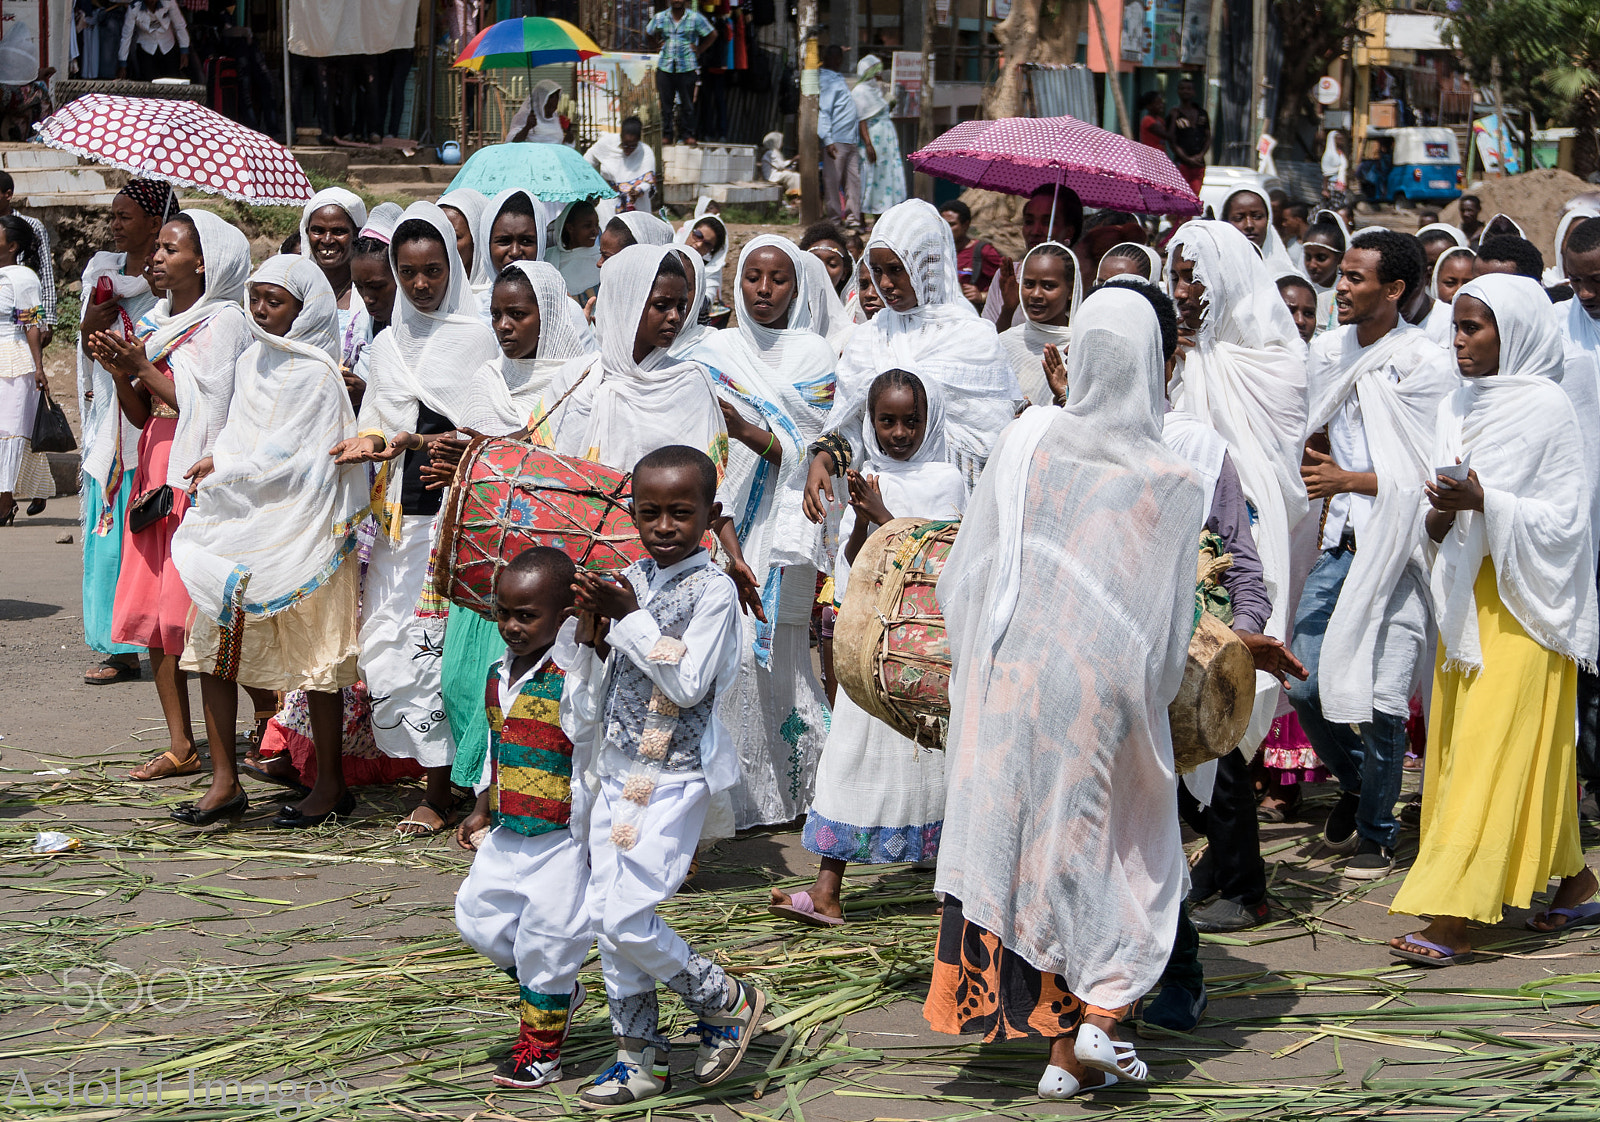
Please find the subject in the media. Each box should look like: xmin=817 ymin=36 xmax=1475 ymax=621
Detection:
xmin=579 ymin=1040 xmax=670 ymax=1108
xmin=692 ymin=980 xmax=767 ymax=1085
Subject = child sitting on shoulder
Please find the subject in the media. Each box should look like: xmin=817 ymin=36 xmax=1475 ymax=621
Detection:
xmin=568 ymin=444 xmax=771 ymax=1107
xmin=454 ymin=546 xmax=594 ymax=1090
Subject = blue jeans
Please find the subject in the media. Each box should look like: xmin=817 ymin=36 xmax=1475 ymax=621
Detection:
xmin=1286 ymin=547 xmax=1409 ymax=850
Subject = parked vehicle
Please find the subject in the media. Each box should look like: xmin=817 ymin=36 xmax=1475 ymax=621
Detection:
xmin=1360 ymin=127 xmax=1462 ymax=205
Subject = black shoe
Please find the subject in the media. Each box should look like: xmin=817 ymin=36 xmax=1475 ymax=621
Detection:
xmin=1189 ymin=897 xmax=1269 ymax=933
xmin=25 ymin=498 xmax=45 ymax=516
xmin=1341 ymin=837 xmax=1396 ymax=881
xmin=1398 ymin=793 xmax=1423 ymax=828
xmin=271 ymin=791 xmax=356 ymax=829
xmin=1140 ymin=982 xmax=1208 ymax=1033
xmin=170 ymin=790 xmax=248 ymax=826
xmin=1323 ymin=790 xmax=1361 ymax=855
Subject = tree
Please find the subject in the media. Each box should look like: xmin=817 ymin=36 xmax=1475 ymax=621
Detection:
xmin=1533 ymin=0 xmax=1600 ymax=177
xmin=1271 ymin=0 xmax=1365 ymax=153
xmin=982 ymin=0 xmax=1086 ymax=120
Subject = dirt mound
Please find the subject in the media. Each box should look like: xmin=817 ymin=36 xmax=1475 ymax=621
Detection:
xmin=1440 ymin=168 xmax=1596 ymax=263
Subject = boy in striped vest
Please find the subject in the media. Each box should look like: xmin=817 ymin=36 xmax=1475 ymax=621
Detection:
xmin=454 ymin=546 xmax=594 ymax=1089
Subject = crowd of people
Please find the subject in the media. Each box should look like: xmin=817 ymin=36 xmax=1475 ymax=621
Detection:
xmin=7 ymin=154 xmax=1596 ymax=1105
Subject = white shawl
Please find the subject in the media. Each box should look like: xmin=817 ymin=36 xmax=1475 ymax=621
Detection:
xmin=674 ymin=211 xmax=728 ymax=303
xmin=298 ymin=187 xmax=367 ymax=262
xmin=437 ymin=187 xmax=491 ymax=287
xmin=692 ymin=236 xmax=838 ymax=610
xmin=172 ymin=255 xmax=368 ymax=624
xmin=140 ymin=208 xmax=252 ymax=491
xmin=800 ymin=251 xmax=856 ymax=354
xmin=614 ymin=210 xmax=674 ymax=247
xmin=1546 ymin=204 xmax=1600 ymax=286
xmin=1222 ymin=187 xmax=1299 ymax=276
xmin=360 ymin=201 xmax=404 ymax=244
xmin=1305 ymin=321 xmax=1459 ymax=720
xmin=666 ymin=244 xmax=714 ymax=358
xmin=1429 ymin=245 xmax=1476 ymax=301
xmin=488 ymin=259 xmax=597 ymax=425
xmin=1417 ymin=221 xmax=1469 ymax=250
xmin=545 ymin=199 xmax=603 ymax=298
xmin=474 ymin=188 xmax=549 ymax=294
xmin=546 ymin=242 xmax=726 ymax=475
xmin=834 ymin=198 xmax=1021 ymax=484
xmin=508 ymin=79 xmax=564 ymax=144
xmin=1168 ymin=219 xmax=1309 ymax=639
xmin=999 ymin=241 xmax=1083 ymax=404
xmin=358 ymin=201 xmax=520 ymax=539
xmin=935 ymin=286 xmax=1203 ymax=1007
xmin=78 ymin=251 xmax=157 ymax=502
xmin=1430 ymin=274 xmax=1598 ymax=673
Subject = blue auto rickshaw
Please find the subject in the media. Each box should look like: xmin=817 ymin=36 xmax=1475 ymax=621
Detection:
xmin=1362 ymin=127 xmax=1463 ymax=204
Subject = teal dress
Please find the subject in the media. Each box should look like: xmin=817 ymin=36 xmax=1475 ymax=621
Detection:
xmin=82 ymin=471 xmax=143 ymax=656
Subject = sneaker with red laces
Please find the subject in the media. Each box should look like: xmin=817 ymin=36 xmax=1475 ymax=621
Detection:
xmin=494 ymin=1024 xmax=563 ymax=1089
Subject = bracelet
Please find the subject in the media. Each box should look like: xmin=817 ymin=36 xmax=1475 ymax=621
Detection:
xmin=761 ymin=430 xmax=775 ymax=458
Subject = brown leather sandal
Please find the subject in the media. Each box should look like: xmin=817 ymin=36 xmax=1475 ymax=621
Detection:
xmin=128 ymin=749 xmax=203 ymax=782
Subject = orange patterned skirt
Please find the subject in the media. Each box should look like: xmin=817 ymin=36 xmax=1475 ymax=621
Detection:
xmin=923 ymin=897 xmax=1092 ymax=1041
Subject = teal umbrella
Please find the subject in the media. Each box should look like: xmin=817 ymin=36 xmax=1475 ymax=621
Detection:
xmin=445 ymin=143 xmax=616 ymax=203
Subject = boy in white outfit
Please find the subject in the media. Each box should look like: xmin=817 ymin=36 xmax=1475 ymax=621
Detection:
xmin=454 ymin=547 xmax=594 ymax=1089
xmin=569 ymin=444 xmax=770 ymax=1107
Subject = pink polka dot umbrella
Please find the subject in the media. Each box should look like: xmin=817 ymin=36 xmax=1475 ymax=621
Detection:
xmin=35 ymin=94 xmax=314 ymax=207
xmin=908 ymin=115 xmax=1201 ymax=215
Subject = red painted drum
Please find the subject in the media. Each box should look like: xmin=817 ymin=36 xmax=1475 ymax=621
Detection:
xmin=434 ymin=437 xmax=711 ymax=616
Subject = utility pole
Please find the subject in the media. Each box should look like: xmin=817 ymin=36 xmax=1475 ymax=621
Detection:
xmin=1203 ymin=0 xmax=1223 ymax=163
xmin=281 ymin=0 xmax=293 ymax=147
xmin=798 ymin=0 xmax=821 ymax=224
xmin=1087 ymin=0 xmax=1133 ymax=139
xmin=1249 ymin=0 xmax=1268 ymax=156
xmin=917 ymin=0 xmax=936 ymax=200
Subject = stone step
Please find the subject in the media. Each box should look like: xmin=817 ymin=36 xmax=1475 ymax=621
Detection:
xmin=0 ymin=146 xmax=84 ymax=171
xmin=353 ymin=181 xmax=446 ymax=199
xmin=23 ymin=190 xmax=118 ymax=210
xmin=11 ymin=167 xmax=111 ymax=195
xmin=347 ymin=163 xmax=457 ymax=185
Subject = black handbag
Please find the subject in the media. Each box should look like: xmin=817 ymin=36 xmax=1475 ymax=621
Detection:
xmin=29 ymin=389 xmax=76 ymax=455
xmin=127 ymin=485 xmax=174 ymax=534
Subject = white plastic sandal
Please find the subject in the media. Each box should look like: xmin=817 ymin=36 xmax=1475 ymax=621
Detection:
xmin=1075 ymin=1024 xmax=1148 ymax=1082
xmin=1037 ymin=1064 xmax=1119 ymax=1099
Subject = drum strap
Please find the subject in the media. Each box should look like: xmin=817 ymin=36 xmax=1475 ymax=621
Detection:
xmin=525 ymin=363 xmax=596 ymax=436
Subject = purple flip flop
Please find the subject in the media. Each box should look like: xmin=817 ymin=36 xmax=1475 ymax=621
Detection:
xmin=1526 ymin=900 xmax=1600 ymax=932
xmin=1389 ymin=933 xmax=1474 ymax=967
xmin=768 ymin=889 xmax=846 ymax=928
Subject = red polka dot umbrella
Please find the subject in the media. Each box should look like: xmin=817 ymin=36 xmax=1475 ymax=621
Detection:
xmin=908 ymin=115 xmax=1201 ymax=215
xmin=35 ymin=94 xmax=314 ymax=207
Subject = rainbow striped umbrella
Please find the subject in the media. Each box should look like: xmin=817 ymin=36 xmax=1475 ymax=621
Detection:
xmin=453 ymin=17 xmax=602 ymax=70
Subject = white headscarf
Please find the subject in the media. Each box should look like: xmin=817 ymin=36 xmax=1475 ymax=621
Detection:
xmin=674 ymin=211 xmax=728 ymax=303
xmin=1430 ymin=273 xmax=1598 ymax=673
xmin=360 ymin=201 xmax=404 ymax=244
xmin=488 ymin=259 xmax=597 ymax=424
xmin=298 ymin=187 xmax=367 ymax=263
xmin=546 ymin=199 xmax=603 ymax=298
xmin=140 ymin=208 xmax=253 ymax=491
xmin=1098 ymin=241 xmax=1164 ymax=287
xmin=852 ymin=53 xmax=890 ymax=120
xmin=172 ymin=254 xmax=368 ymax=627
xmin=665 ymin=243 xmax=713 ymax=357
xmin=1321 ymin=132 xmax=1348 ymax=185
xmin=1429 ymin=245 xmax=1476 ymax=302
xmin=1000 ymin=241 xmax=1081 ymax=405
xmin=1168 ymin=219 xmax=1309 ymax=641
xmin=1546 ymin=203 xmax=1600 ymax=286
xmin=1221 ymin=187 xmax=1297 ymax=275
xmin=549 ymin=242 xmax=726 ymax=474
xmin=613 ymin=210 xmax=675 ymax=247
xmin=358 ymin=201 xmax=521 ymax=538
xmin=474 ymin=188 xmax=548 ymax=295
xmin=509 ymin=79 xmax=564 ymax=143
xmin=834 ymin=198 xmax=1020 ymax=483
xmin=1481 ymin=213 xmax=1528 ymax=241
xmin=934 ymin=286 xmax=1204 ymax=1008
xmin=694 ymin=236 xmax=839 ymax=590
xmin=1417 ymin=221 xmax=1469 ymax=250
xmin=437 ymin=187 xmax=491 ymax=287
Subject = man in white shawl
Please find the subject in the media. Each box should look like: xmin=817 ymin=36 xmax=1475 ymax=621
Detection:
xmin=332 ymin=202 xmax=522 ymax=835
xmin=688 ymin=235 xmax=835 ymax=829
xmin=1168 ymin=220 xmax=1309 ymax=730
xmin=1558 ymin=215 xmax=1600 ymax=818
xmin=927 ymin=286 xmax=1204 ymax=1098
xmin=172 ymin=255 xmax=368 ymax=829
xmin=1288 ymin=228 xmax=1458 ymax=880
xmin=814 ymin=198 xmax=1020 ymax=493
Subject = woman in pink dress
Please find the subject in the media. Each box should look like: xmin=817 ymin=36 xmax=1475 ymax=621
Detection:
xmin=87 ymin=209 xmax=252 ymax=782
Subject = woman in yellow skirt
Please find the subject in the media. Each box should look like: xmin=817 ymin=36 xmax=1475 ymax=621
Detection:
xmin=1390 ymin=273 xmax=1599 ymax=966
